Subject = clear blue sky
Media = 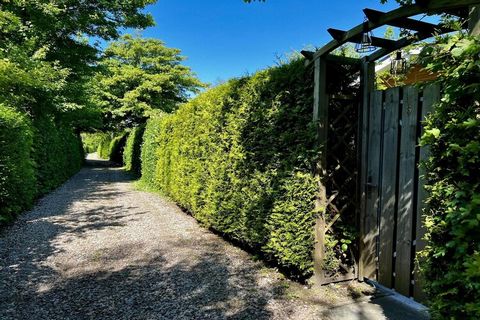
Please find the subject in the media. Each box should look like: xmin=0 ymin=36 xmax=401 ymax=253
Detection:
xmin=139 ymin=0 xmax=399 ymax=84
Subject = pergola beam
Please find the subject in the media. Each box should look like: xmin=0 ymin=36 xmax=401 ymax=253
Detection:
xmin=363 ymin=8 xmax=454 ymax=34
xmin=311 ymin=0 xmax=480 ymax=61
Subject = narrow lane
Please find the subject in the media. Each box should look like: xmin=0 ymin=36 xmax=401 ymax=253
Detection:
xmin=0 ymin=157 xmax=426 ymax=320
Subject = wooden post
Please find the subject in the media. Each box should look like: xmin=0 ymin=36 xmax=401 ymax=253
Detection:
xmin=469 ymin=5 xmax=480 ymax=35
xmin=313 ymin=56 xmax=329 ymax=286
xmin=358 ymin=59 xmax=376 ymax=282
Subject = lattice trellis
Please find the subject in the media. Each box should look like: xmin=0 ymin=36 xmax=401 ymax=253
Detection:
xmin=318 ymin=95 xmax=360 ymax=283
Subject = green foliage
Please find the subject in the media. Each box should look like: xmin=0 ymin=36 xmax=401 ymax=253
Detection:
xmin=140 ymin=113 xmax=165 ymax=188
xmin=124 ymin=126 xmax=146 ymax=175
xmin=92 ymin=35 xmax=204 ymax=129
xmin=97 ymin=135 xmax=113 ymax=160
xmin=141 ymin=59 xmax=319 ymax=277
xmin=0 ymin=105 xmax=36 ymax=223
xmin=81 ymin=132 xmax=109 ymax=154
xmin=32 ymin=114 xmax=84 ymax=195
xmin=418 ymin=35 xmax=480 ymax=319
xmin=109 ymin=133 xmax=127 ymax=164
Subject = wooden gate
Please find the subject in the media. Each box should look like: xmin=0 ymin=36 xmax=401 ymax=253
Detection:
xmin=359 ymin=84 xmax=440 ymax=301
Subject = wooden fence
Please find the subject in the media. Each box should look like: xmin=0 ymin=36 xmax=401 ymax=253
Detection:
xmin=359 ymin=84 xmax=440 ymax=301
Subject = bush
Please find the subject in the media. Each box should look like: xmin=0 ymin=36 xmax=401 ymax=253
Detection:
xmin=81 ymin=132 xmax=108 ymax=154
xmin=32 ymin=114 xmax=84 ymax=195
xmin=140 ymin=113 xmax=164 ymax=188
xmin=419 ymin=35 xmax=480 ymax=319
xmin=97 ymin=134 xmax=113 ymax=159
xmin=141 ymin=59 xmax=319 ymax=277
xmin=108 ymin=133 xmax=127 ymax=164
xmin=0 ymin=104 xmax=36 ymax=223
xmin=123 ymin=125 xmax=145 ymax=175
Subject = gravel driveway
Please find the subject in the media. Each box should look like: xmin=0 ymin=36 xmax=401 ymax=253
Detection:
xmin=0 ymin=157 xmax=426 ymax=320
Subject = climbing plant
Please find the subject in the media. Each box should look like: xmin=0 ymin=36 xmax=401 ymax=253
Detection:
xmin=419 ymin=34 xmax=480 ymax=319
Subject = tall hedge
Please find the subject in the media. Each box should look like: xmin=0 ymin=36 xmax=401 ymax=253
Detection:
xmin=108 ymin=133 xmax=127 ymax=164
xmin=419 ymin=35 xmax=480 ymax=319
xmin=0 ymin=104 xmax=36 ymax=223
xmin=140 ymin=114 xmax=164 ymax=188
xmin=97 ymin=134 xmax=113 ymax=159
xmin=141 ymin=59 xmax=319 ymax=277
xmin=123 ymin=125 xmax=145 ymax=175
xmin=32 ymin=114 xmax=84 ymax=195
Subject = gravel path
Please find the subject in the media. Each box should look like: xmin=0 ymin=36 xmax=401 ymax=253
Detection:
xmin=0 ymin=157 xmax=424 ymax=320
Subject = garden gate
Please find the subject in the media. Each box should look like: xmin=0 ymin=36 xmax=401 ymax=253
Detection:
xmin=360 ymin=84 xmax=440 ymax=300
xmin=301 ymin=0 xmax=479 ymax=301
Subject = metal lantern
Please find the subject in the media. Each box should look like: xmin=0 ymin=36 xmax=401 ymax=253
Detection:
xmin=355 ymin=19 xmax=376 ymax=53
xmin=390 ymin=51 xmax=408 ymax=76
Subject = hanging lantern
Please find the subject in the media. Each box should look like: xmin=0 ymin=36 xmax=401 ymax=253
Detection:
xmin=355 ymin=18 xmax=376 ymax=53
xmin=390 ymin=51 xmax=408 ymax=76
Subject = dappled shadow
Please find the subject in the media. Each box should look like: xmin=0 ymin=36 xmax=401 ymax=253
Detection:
xmin=2 ymin=239 xmax=274 ymax=319
xmin=0 ymin=160 xmax=147 ymax=318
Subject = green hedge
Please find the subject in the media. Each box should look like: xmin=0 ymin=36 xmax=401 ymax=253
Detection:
xmin=419 ymin=35 xmax=480 ymax=319
xmin=81 ymin=132 xmax=108 ymax=154
xmin=32 ymin=114 xmax=84 ymax=195
xmin=0 ymin=107 xmax=83 ymax=224
xmin=97 ymin=134 xmax=113 ymax=159
xmin=141 ymin=59 xmax=318 ymax=277
xmin=0 ymin=104 xmax=36 ymax=223
xmin=108 ymin=133 xmax=127 ymax=164
xmin=124 ymin=125 xmax=145 ymax=175
xmin=140 ymin=114 xmax=164 ymax=188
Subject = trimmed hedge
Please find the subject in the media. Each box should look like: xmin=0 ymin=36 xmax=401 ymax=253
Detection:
xmin=123 ymin=125 xmax=145 ymax=175
xmin=1 ymin=107 xmax=83 ymax=224
xmin=140 ymin=113 xmax=164 ymax=188
xmin=0 ymin=104 xmax=36 ymax=222
xmin=97 ymin=134 xmax=113 ymax=159
xmin=141 ymin=59 xmax=319 ymax=277
xmin=81 ymin=132 xmax=108 ymax=154
xmin=32 ymin=114 xmax=84 ymax=195
xmin=108 ymin=133 xmax=127 ymax=164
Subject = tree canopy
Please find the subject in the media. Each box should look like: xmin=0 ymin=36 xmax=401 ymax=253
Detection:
xmin=92 ymin=35 xmax=204 ymax=129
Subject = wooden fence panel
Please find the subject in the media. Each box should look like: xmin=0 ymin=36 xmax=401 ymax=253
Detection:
xmin=362 ymin=90 xmax=383 ymax=280
xmin=378 ymin=87 xmax=400 ymax=288
xmin=395 ymin=86 xmax=419 ymax=296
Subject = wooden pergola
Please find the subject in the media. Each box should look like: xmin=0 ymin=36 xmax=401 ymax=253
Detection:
xmin=301 ymin=0 xmax=480 ymax=286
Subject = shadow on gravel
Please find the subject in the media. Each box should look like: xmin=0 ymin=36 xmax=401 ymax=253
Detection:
xmin=0 ymin=160 xmax=149 ymax=319
xmin=0 ymin=159 xmax=276 ymax=320
xmin=4 ymin=241 xmax=274 ymax=319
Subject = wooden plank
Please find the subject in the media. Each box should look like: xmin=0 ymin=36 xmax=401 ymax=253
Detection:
xmin=378 ymin=87 xmax=401 ymax=288
xmin=313 ymin=57 xmax=329 ymax=286
xmin=360 ymin=90 xmax=383 ymax=281
xmin=358 ymin=60 xmax=376 ymax=281
xmin=394 ymin=86 xmax=419 ymax=296
xmin=413 ymin=83 xmax=440 ymax=301
xmin=470 ymin=5 xmax=480 ymax=35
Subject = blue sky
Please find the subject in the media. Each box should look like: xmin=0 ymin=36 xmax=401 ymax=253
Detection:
xmin=138 ymin=0 xmax=400 ymax=84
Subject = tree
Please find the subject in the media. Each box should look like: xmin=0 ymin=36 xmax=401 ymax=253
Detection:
xmin=0 ymin=0 xmax=157 ymax=122
xmin=93 ymin=35 xmax=204 ymax=129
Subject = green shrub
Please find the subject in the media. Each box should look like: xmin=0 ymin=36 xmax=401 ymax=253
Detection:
xmin=81 ymin=132 xmax=108 ymax=154
xmin=123 ymin=125 xmax=145 ymax=175
xmin=32 ymin=114 xmax=84 ymax=195
xmin=418 ymin=35 xmax=480 ymax=319
xmin=141 ymin=59 xmax=319 ymax=277
xmin=108 ymin=133 xmax=127 ymax=164
xmin=140 ymin=113 xmax=164 ymax=188
xmin=97 ymin=134 xmax=113 ymax=159
xmin=0 ymin=104 xmax=36 ymax=223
